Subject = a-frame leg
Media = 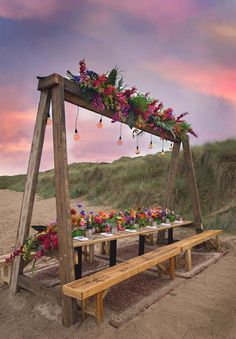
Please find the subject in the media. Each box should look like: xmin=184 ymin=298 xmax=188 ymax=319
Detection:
xmin=10 ymin=90 xmax=51 ymax=294
xmin=157 ymin=142 xmax=181 ymax=243
xmin=164 ymin=142 xmax=181 ymax=209
xmin=51 ymin=79 xmax=77 ymax=327
xmin=182 ymin=136 xmax=203 ymax=232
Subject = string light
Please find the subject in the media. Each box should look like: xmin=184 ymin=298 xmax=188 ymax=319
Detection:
xmin=169 ymin=142 xmax=173 ymax=151
xmin=47 ymin=112 xmax=52 ymax=126
xmin=97 ymin=115 xmax=103 ymax=128
xmin=117 ymin=123 xmax=123 ymax=145
xmin=73 ymin=107 xmax=80 ymax=141
xmin=135 ymin=134 xmax=140 ymax=154
xmin=148 ymin=135 xmax=153 ymax=149
xmin=161 ymin=139 xmax=165 ymax=156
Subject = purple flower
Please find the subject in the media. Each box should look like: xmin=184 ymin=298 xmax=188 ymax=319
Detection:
xmin=77 ymin=204 xmax=83 ymax=208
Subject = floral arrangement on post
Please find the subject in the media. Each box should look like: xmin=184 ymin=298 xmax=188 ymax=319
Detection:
xmin=6 ymin=205 xmax=180 ymax=266
xmin=67 ymin=59 xmax=197 ymax=140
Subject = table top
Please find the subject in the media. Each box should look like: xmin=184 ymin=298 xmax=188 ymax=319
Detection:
xmin=72 ymin=220 xmax=193 ymax=248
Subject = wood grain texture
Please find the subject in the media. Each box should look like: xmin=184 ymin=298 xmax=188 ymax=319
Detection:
xmin=63 ymin=245 xmax=180 ymax=300
xmin=164 ymin=142 xmax=181 ymax=209
xmin=51 ymin=79 xmax=77 ymax=327
xmin=182 ymin=136 xmax=203 ymax=230
xmin=10 ymin=90 xmax=51 ymax=294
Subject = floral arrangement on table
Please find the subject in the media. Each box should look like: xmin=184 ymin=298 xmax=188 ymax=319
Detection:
xmin=67 ymin=59 xmax=197 ymax=140
xmin=6 ymin=204 xmax=180 ymax=266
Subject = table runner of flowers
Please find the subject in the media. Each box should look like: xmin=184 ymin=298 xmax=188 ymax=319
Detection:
xmin=6 ymin=206 xmax=182 ymax=266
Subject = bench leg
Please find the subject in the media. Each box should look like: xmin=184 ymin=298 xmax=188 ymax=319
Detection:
xmin=169 ymin=257 xmax=175 ymax=280
xmin=185 ymin=249 xmax=192 ymax=271
xmin=216 ymin=235 xmax=221 ymax=252
xmin=95 ymin=292 xmax=104 ymax=324
xmin=82 ymin=299 xmax=89 ymax=320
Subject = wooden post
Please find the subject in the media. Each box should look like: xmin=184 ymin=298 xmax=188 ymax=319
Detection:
xmin=51 ymin=79 xmax=77 ymax=327
xmin=164 ymin=142 xmax=181 ymax=209
xmin=157 ymin=142 xmax=181 ymax=243
xmin=182 ymin=136 xmax=203 ymax=232
xmin=10 ymin=90 xmax=51 ymax=294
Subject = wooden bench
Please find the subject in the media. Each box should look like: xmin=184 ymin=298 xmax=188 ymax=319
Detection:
xmin=63 ymin=244 xmax=181 ymax=324
xmin=175 ymin=229 xmax=223 ymax=271
xmin=0 ymin=254 xmax=12 ymax=285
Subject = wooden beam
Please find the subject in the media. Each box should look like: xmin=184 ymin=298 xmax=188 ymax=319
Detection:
xmin=63 ymin=80 xmax=180 ymax=143
xmin=51 ymin=78 xmax=78 ymax=327
xmin=10 ymin=90 xmax=51 ymax=294
xmin=37 ymin=73 xmax=61 ymax=91
xmin=37 ymin=73 xmax=181 ymax=143
xmin=164 ymin=142 xmax=181 ymax=209
xmin=182 ymin=136 xmax=203 ymax=231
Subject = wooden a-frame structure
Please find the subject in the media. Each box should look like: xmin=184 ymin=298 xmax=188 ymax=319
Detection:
xmin=10 ymin=74 xmax=203 ymax=327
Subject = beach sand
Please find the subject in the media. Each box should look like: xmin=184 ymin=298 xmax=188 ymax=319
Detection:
xmin=0 ymin=189 xmax=236 ymax=339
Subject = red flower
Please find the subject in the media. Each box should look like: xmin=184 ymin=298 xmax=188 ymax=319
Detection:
xmin=71 ymin=208 xmax=77 ymax=215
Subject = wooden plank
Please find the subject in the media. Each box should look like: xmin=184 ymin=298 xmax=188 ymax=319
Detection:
xmin=182 ymin=136 xmax=203 ymax=230
xmin=37 ymin=73 xmax=61 ymax=91
xmin=216 ymin=235 xmax=221 ymax=252
xmin=51 ymin=78 xmax=77 ymax=327
xmin=95 ymin=292 xmax=104 ymax=324
xmin=63 ymin=80 xmax=180 ymax=143
xmin=18 ymin=275 xmax=61 ymax=304
xmin=10 ymin=90 xmax=51 ymax=294
xmin=63 ymin=246 xmax=180 ymax=300
xmin=180 ymin=230 xmax=223 ymax=251
xmin=185 ymin=249 xmax=192 ymax=271
xmin=164 ymin=142 xmax=181 ymax=209
xmin=169 ymin=257 xmax=175 ymax=280
xmin=72 ymin=221 xmax=193 ymax=248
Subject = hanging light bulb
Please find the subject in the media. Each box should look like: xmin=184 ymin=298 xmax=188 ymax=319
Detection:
xmin=73 ymin=128 xmax=80 ymax=141
xmin=47 ymin=112 xmax=52 ymax=125
xmin=97 ymin=115 xmax=103 ymax=128
xmin=161 ymin=139 xmax=165 ymax=156
xmin=135 ymin=134 xmax=140 ymax=154
xmin=148 ymin=135 xmax=153 ymax=149
xmin=73 ymin=107 xmax=80 ymax=141
xmin=117 ymin=136 xmax=123 ymax=145
xmin=169 ymin=142 xmax=173 ymax=151
xmin=117 ymin=123 xmax=123 ymax=145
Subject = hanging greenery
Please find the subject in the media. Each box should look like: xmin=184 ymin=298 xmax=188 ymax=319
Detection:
xmin=67 ymin=59 xmax=197 ymax=140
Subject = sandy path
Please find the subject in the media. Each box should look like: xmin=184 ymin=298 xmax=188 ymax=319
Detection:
xmin=1 ymin=190 xmax=236 ymax=339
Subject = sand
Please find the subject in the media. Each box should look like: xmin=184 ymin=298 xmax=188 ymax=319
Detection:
xmin=1 ymin=189 xmax=236 ymax=339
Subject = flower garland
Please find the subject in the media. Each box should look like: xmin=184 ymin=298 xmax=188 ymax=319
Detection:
xmin=6 ymin=205 xmax=181 ymax=265
xmin=67 ymin=59 xmax=197 ymax=140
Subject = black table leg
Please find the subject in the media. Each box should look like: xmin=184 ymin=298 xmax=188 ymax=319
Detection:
xmin=168 ymin=228 xmax=174 ymax=244
xmin=109 ymin=240 xmax=117 ymax=267
xmin=74 ymin=247 xmax=82 ymax=279
xmin=139 ymin=235 xmax=145 ymax=255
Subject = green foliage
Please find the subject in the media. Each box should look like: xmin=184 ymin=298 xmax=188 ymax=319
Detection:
xmin=107 ymin=67 xmax=118 ymax=86
xmin=1 ymin=139 xmax=236 ymax=232
xmin=129 ymin=94 xmax=150 ymax=113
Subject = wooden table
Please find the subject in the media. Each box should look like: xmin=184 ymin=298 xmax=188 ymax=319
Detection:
xmin=73 ymin=221 xmax=192 ymax=279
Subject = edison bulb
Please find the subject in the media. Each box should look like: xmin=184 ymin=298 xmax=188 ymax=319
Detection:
xmin=73 ymin=133 xmax=80 ymax=141
xmin=117 ymin=137 xmax=123 ymax=145
xmin=97 ymin=121 xmax=103 ymax=128
xmin=135 ymin=147 xmax=140 ymax=155
xmin=148 ymin=142 xmax=153 ymax=149
xmin=161 ymin=150 xmax=165 ymax=156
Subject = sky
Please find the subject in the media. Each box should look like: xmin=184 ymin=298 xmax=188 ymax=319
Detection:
xmin=0 ymin=0 xmax=236 ymax=175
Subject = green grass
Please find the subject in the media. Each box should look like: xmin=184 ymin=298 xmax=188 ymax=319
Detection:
xmin=1 ymin=138 xmax=236 ymax=232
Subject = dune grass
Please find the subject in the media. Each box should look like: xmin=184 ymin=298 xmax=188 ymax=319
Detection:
xmin=1 ymin=139 xmax=236 ymax=232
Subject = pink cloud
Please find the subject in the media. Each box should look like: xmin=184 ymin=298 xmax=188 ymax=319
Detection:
xmin=0 ymin=0 xmax=74 ymax=20
xmin=143 ymin=58 xmax=236 ymax=103
xmin=87 ymin=0 xmax=198 ymax=26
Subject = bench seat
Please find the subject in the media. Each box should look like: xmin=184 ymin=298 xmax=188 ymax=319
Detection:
xmin=175 ymin=229 xmax=223 ymax=270
xmin=63 ymin=244 xmax=181 ymax=324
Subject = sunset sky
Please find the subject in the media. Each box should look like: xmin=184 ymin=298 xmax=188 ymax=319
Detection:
xmin=0 ymin=0 xmax=236 ymax=175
